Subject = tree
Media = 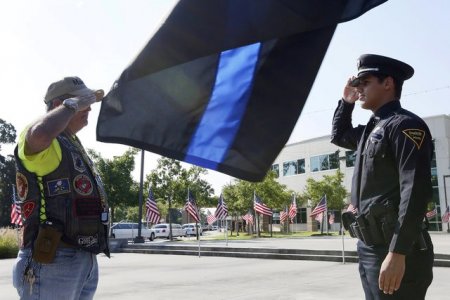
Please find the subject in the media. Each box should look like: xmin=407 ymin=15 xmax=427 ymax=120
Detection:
xmin=146 ymin=157 xmax=214 ymax=222
xmin=0 ymin=119 xmax=16 ymax=226
xmin=301 ymin=169 xmax=348 ymax=210
xmin=222 ymin=171 xmax=293 ymax=217
xmin=88 ymin=148 xmax=139 ymax=222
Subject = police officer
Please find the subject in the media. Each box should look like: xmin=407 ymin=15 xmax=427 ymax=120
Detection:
xmin=331 ymin=54 xmax=434 ymax=300
xmin=13 ymin=77 xmax=110 ymax=299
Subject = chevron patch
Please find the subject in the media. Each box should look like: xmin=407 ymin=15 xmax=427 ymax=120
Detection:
xmin=402 ymin=129 xmax=425 ymax=149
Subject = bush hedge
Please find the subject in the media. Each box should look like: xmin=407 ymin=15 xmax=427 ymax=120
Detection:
xmin=0 ymin=228 xmax=20 ymax=259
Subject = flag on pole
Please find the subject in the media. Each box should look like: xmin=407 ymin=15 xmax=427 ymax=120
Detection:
xmin=425 ymin=207 xmax=437 ymax=219
xmin=145 ymin=186 xmax=161 ymax=224
xmin=206 ymin=210 xmax=217 ymax=225
xmin=442 ymin=206 xmax=450 ymax=223
xmin=215 ymin=194 xmax=228 ymax=220
xmin=96 ymin=0 xmax=387 ymax=182
xmin=254 ymin=193 xmax=272 ymax=216
xmin=185 ymin=190 xmax=200 ymax=223
xmin=310 ymin=195 xmax=327 ymax=218
xmin=280 ymin=206 xmax=288 ymax=225
xmin=329 ymin=212 xmax=335 ymax=224
xmin=314 ymin=212 xmax=323 ymax=222
xmin=10 ymin=187 xmax=23 ymax=226
xmin=243 ymin=210 xmax=254 ymax=225
xmin=288 ymin=194 xmax=297 ymax=222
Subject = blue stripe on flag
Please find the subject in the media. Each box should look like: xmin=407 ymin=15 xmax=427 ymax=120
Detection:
xmin=185 ymin=42 xmax=261 ymax=169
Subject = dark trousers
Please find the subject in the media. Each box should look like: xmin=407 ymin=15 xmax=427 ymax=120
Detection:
xmin=357 ymin=231 xmax=434 ymax=300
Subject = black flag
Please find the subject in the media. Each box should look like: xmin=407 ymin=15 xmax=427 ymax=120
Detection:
xmin=97 ymin=0 xmax=386 ymax=181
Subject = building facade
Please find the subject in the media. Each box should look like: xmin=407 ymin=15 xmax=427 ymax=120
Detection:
xmin=272 ymin=114 xmax=450 ymax=232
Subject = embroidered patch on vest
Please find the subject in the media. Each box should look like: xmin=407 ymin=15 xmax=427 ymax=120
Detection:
xmin=47 ymin=178 xmax=71 ymax=196
xmin=74 ymin=198 xmax=102 ymax=217
xmin=73 ymin=174 xmax=93 ymax=196
xmin=16 ymin=173 xmax=29 ymax=201
xmin=77 ymin=234 xmax=98 ymax=247
xmin=72 ymin=153 xmax=87 ymax=173
xmin=23 ymin=201 xmax=35 ymax=219
xmin=402 ymin=129 xmax=426 ymax=149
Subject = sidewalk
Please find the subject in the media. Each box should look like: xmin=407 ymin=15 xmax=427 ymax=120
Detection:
xmin=0 ymin=233 xmax=449 ymax=300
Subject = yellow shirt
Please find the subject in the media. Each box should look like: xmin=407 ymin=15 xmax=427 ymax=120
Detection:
xmin=18 ymin=128 xmax=62 ymax=177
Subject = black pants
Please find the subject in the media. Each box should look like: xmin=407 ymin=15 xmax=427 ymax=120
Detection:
xmin=357 ymin=231 xmax=434 ymax=300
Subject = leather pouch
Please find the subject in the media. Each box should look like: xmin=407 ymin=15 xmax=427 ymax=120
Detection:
xmin=32 ymin=222 xmax=62 ymax=264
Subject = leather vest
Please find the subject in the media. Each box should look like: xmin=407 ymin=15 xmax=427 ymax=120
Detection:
xmin=14 ymin=134 xmax=109 ymax=256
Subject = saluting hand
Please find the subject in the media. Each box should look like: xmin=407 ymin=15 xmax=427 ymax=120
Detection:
xmin=378 ymin=252 xmax=406 ymax=295
xmin=342 ymin=77 xmax=359 ymax=104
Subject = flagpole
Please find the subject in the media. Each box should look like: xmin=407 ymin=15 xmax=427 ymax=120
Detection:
xmin=341 ymin=221 xmax=346 ymax=264
xmin=225 ymin=218 xmax=228 ymax=246
xmin=12 ymin=185 xmax=20 ymax=241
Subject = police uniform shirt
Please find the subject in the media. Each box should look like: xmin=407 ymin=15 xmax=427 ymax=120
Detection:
xmin=331 ymin=99 xmax=433 ymax=255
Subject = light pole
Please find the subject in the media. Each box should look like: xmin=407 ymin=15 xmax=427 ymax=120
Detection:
xmin=443 ymin=175 xmax=450 ymax=233
xmin=134 ymin=149 xmax=145 ymax=243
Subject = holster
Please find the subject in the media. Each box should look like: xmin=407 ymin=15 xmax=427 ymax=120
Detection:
xmin=32 ymin=221 xmax=63 ymax=264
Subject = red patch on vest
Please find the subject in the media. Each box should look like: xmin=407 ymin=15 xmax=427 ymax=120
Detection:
xmin=23 ymin=202 xmax=35 ymax=219
xmin=16 ymin=173 xmax=28 ymax=201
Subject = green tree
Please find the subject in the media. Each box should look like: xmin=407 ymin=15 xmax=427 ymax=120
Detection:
xmin=222 ymin=171 xmax=292 ymax=216
xmin=302 ymin=169 xmax=348 ymax=210
xmin=146 ymin=157 xmax=214 ymax=221
xmin=0 ymin=119 xmax=16 ymax=226
xmin=88 ymin=148 xmax=139 ymax=222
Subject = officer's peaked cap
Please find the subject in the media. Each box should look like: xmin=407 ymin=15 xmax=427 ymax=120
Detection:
xmin=350 ymin=54 xmax=414 ymax=87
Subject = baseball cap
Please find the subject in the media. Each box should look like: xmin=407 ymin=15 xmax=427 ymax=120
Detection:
xmin=44 ymin=76 xmax=104 ymax=103
xmin=350 ymin=54 xmax=414 ymax=87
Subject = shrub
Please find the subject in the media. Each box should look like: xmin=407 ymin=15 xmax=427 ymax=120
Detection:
xmin=0 ymin=227 xmax=20 ymax=259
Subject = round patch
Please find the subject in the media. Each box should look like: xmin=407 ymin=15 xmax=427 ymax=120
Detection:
xmin=23 ymin=202 xmax=36 ymax=219
xmin=73 ymin=174 xmax=94 ymax=196
xmin=16 ymin=173 xmax=29 ymax=201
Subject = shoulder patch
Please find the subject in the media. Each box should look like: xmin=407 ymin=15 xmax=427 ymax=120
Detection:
xmin=402 ymin=129 xmax=425 ymax=149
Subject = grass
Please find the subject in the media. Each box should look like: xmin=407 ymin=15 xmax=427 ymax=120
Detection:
xmin=0 ymin=227 xmax=20 ymax=259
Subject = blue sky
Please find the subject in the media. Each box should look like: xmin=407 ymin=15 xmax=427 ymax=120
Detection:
xmin=1 ymin=0 xmax=449 ymax=194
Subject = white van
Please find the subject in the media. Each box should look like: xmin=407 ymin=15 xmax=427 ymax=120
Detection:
xmin=111 ymin=222 xmax=152 ymax=240
xmin=182 ymin=223 xmax=203 ymax=236
xmin=150 ymin=223 xmax=186 ymax=240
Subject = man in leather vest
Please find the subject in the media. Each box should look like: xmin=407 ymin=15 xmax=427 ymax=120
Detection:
xmin=13 ymin=76 xmax=110 ymax=299
xmin=331 ymin=54 xmax=434 ymax=300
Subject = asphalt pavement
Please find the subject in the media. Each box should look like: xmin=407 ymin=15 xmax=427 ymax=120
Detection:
xmin=1 ymin=232 xmax=449 ymax=300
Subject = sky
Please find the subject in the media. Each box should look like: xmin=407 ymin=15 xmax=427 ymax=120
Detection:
xmin=1 ymin=0 xmax=449 ymax=195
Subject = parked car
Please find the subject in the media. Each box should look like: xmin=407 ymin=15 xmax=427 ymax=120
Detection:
xmin=182 ymin=223 xmax=203 ymax=236
xmin=150 ymin=223 xmax=186 ymax=240
xmin=111 ymin=222 xmax=152 ymax=240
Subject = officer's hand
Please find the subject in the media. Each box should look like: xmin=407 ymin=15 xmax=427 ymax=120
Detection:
xmin=73 ymin=90 xmax=104 ymax=111
xmin=342 ymin=77 xmax=359 ymax=104
xmin=378 ymin=252 xmax=405 ymax=295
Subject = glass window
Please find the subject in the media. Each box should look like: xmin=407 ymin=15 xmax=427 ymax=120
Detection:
xmin=311 ymin=153 xmax=340 ymax=172
xmin=283 ymin=161 xmax=298 ymax=176
xmin=345 ymin=151 xmax=356 ymax=167
xmin=310 ymin=156 xmax=320 ymax=172
xmin=297 ymin=159 xmax=305 ymax=174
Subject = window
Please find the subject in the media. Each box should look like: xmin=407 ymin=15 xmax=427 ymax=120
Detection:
xmin=282 ymin=159 xmax=305 ymax=176
xmin=310 ymin=152 xmax=339 ymax=172
xmin=345 ymin=151 xmax=356 ymax=167
xmin=271 ymin=164 xmax=279 ymax=178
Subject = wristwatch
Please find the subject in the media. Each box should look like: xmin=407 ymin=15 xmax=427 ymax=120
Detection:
xmin=62 ymin=98 xmax=79 ymax=112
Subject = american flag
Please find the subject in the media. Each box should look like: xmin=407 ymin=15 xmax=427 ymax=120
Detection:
xmin=442 ymin=206 xmax=450 ymax=223
xmin=145 ymin=186 xmax=160 ymax=224
xmin=206 ymin=210 xmax=217 ymax=225
xmin=10 ymin=186 xmax=23 ymax=226
xmin=310 ymin=195 xmax=327 ymax=218
xmin=347 ymin=203 xmax=358 ymax=214
xmin=185 ymin=190 xmax=200 ymax=223
xmin=215 ymin=194 xmax=228 ymax=220
xmin=288 ymin=194 xmax=297 ymax=222
xmin=243 ymin=211 xmax=254 ymax=225
xmin=329 ymin=212 xmax=335 ymax=224
xmin=426 ymin=207 xmax=437 ymax=219
xmin=280 ymin=207 xmax=288 ymax=224
xmin=314 ymin=212 xmax=323 ymax=222
xmin=254 ymin=193 xmax=272 ymax=216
